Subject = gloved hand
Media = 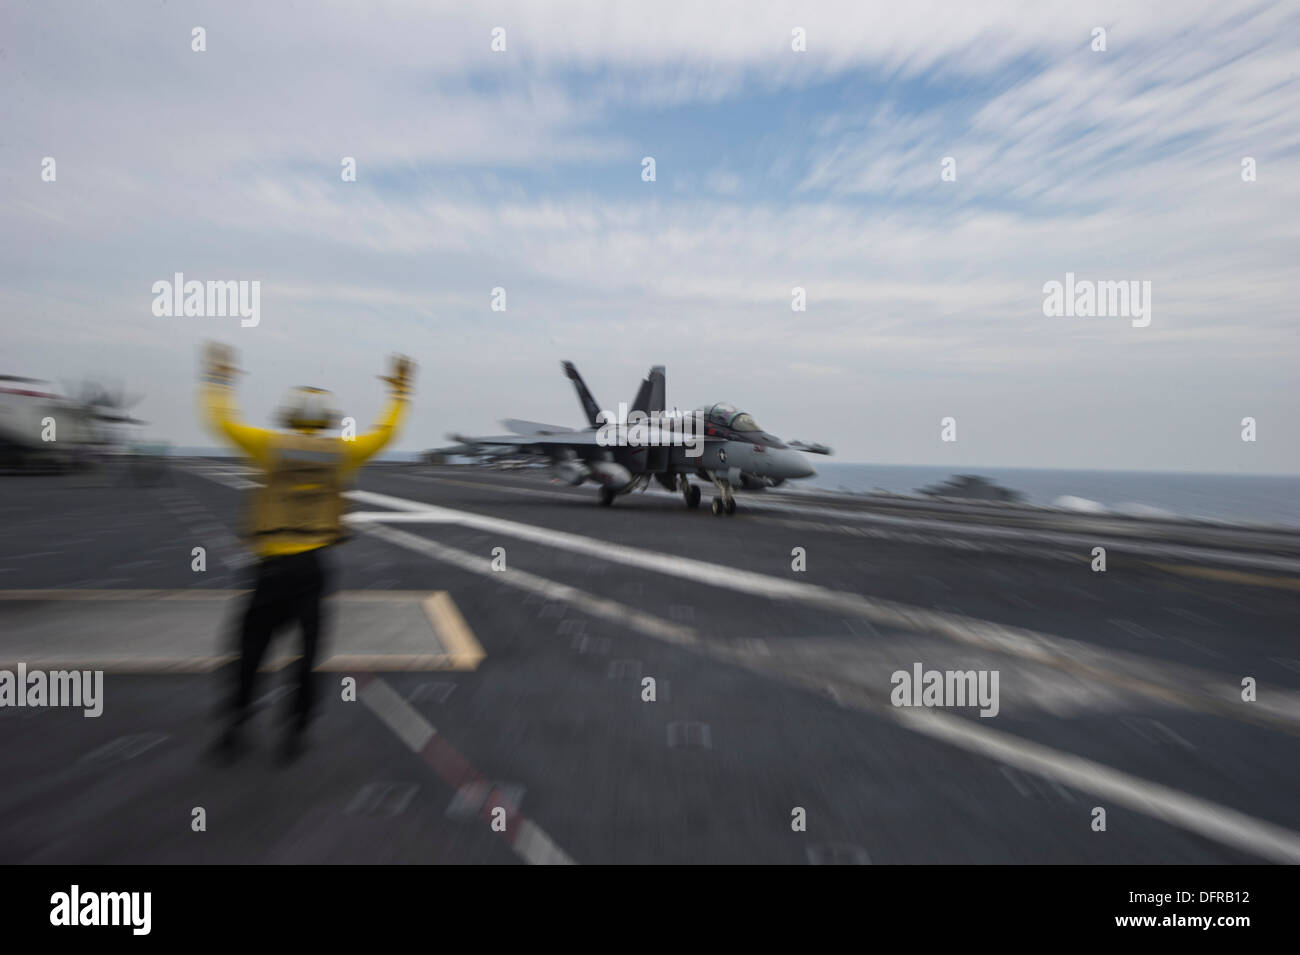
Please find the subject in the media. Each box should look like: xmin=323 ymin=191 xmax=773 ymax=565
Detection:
xmin=202 ymin=342 xmax=240 ymax=385
xmin=381 ymin=354 xmax=416 ymax=396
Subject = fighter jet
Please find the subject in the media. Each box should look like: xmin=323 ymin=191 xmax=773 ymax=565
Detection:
xmin=453 ymin=362 xmax=829 ymax=515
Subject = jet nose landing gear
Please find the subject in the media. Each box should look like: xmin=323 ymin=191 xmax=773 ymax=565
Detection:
xmin=708 ymin=481 xmax=738 ymax=516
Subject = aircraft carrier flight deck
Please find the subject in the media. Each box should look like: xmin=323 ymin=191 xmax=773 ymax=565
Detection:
xmin=1 ymin=460 xmax=1297 ymax=865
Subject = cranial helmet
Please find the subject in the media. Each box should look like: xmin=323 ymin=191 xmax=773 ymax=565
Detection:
xmin=279 ymin=386 xmax=337 ymax=431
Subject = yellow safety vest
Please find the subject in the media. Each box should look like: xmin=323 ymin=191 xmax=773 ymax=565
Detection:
xmin=247 ymin=433 xmax=347 ymax=552
xmin=200 ymin=380 xmax=408 ymax=557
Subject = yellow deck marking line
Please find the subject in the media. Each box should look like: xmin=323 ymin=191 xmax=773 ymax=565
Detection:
xmin=1152 ymin=563 xmax=1300 ymax=591
xmin=423 ymin=591 xmax=486 ymax=670
xmin=0 ymin=589 xmax=249 ymax=600
xmin=0 ymin=589 xmax=484 ymax=672
xmin=0 ymin=655 xmax=474 ymax=675
xmin=0 ymin=589 xmax=467 ymax=601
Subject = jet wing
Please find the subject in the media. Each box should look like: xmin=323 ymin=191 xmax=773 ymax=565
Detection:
xmin=501 ymin=418 xmax=577 ymax=436
xmin=789 ymin=440 xmax=833 ymax=455
xmin=450 ymin=431 xmax=607 ymax=458
xmin=454 ymin=431 xmax=602 ymax=448
xmin=452 ymin=429 xmax=720 ymax=457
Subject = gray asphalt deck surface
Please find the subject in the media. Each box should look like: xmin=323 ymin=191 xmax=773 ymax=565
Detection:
xmin=0 ymin=462 xmax=1296 ymax=863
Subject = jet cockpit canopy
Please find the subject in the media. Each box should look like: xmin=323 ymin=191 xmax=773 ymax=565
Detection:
xmin=695 ymin=403 xmax=761 ymax=433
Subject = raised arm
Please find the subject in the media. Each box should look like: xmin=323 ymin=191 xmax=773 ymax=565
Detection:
xmin=344 ymin=354 xmax=416 ymax=468
xmin=198 ymin=342 xmax=272 ymax=465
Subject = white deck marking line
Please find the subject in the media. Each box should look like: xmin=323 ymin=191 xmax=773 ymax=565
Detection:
xmin=741 ymin=500 xmax=1300 ymax=575
xmin=512 ymin=819 xmax=576 ymax=865
xmin=360 ymin=676 xmax=435 ymax=752
xmin=359 ymin=675 xmax=575 ymax=865
xmin=343 ymin=489 xmax=1300 ymax=732
xmin=358 ymin=520 xmax=1300 ymax=864
xmin=347 ymin=511 xmax=459 ymax=523
xmin=376 ymin=469 xmax=1300 ymax=575
xmin=391 ymin=472 xmax=590 ymax=504
xmin=190 ymin=464 xmax=1299 ymax=574
xmin=890 ymin=706 xmax=1300 ymax=864
xmin=358 ymin=522 xmax=695 ymax=647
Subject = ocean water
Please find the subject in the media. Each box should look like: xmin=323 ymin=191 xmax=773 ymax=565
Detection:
xmin=800 ymin=462 xmax=1300 ymax=529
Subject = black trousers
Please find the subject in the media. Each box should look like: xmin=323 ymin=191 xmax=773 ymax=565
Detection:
xmin=230 ymin=548 xmax=329 ymax=731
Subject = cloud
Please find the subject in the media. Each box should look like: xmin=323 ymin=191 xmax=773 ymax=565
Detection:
xmin=1 ymin=1 xmax=1297 ymax=471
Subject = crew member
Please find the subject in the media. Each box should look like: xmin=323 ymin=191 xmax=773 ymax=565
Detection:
xmin=199 ymin=342 xmax=415 ymax=763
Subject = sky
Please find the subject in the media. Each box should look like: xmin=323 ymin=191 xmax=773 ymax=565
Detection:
xmin=2 ymin=1 xmax=1297 ymax=472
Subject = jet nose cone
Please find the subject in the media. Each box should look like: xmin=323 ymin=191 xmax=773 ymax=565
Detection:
xmin=785 ymin=450 xmax=816 ymax=479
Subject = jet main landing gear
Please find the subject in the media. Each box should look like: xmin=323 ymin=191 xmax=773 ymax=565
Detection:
xmin=679 ymin=476 xmax=701 ymax=510
xmin=707 ymin=474 xmax=737 ymax=517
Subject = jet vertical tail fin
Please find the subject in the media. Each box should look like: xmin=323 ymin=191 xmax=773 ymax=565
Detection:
xmin=562 ymin=361 xmax=602 ymax=428
xmin=630 ymin=365 xmax=666 ymax=416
